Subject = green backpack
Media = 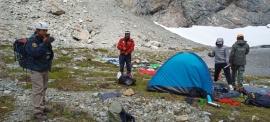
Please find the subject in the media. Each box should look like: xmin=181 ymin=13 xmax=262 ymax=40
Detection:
xmin=108 ymin=101 xmax=135 ymax=122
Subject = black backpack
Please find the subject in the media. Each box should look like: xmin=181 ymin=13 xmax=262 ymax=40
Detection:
xmin=118 ymin=74 xmax=136 ymax=86
xmin=13 ymin=38 xmax=28 ymax=69
xmin=245 ymin=92 xmax=270 ymax=108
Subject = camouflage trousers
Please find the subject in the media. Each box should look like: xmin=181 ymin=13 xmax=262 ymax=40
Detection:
xmin=231 ymin=65 xmax=245 ymax=88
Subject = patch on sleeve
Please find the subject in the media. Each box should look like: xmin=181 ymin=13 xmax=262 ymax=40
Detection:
xmin=32 ymin=43 xmax=38 ymax=47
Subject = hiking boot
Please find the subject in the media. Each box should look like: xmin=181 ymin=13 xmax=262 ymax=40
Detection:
xmin=33 ymin=113 xmax=47 ymax=121
xmin=43 ymin=105 xmax=52 ymax=113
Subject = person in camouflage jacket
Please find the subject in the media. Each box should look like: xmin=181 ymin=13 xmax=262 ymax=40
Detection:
xmin=229 ymin=34 xmax=249 ymax=88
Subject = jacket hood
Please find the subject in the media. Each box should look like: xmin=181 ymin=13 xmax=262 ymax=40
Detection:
xmin=216 ymin=38 xmax=224 ymax=43
xmin=216 ymin=38 xmax=224 ymax=45
xmin=236 ymin=39 xmax=247 ymax=46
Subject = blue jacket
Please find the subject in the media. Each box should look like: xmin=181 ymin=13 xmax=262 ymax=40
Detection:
xmin=25 ymin=32 xmax=54 ymax=71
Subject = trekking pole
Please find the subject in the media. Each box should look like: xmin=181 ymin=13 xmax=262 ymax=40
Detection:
xmin=223 ymin=64 xmax=230 ymax=69
xmin=207 ymin=102 xmax=221 ymax=108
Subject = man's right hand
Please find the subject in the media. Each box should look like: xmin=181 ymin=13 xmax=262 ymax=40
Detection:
xmin=207 ymin=52 xmax=211 ymax=56
xmin=43 ymin=34 xmax=50 ymax=43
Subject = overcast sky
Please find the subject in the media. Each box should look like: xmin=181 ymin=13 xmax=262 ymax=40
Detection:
xmin=155 ymin=22 xmax=270 ymax=47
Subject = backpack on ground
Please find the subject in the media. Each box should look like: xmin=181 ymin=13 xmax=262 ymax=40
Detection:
xmin=245 ymin=92 xmax=270 ymax=108
xmin=214 ymin=83 xmax=229 ymax=93
xmin=213 ymin=83 xmax=229 ymax=98
xmin=13 ymin=38 xmax=28 ymax=69
xmin=108 ymin=101 xmax=135 ymax=122
xmin=118 ymin=74 xmax=136 ymax=86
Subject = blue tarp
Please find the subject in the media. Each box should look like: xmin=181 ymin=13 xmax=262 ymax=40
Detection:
xmin=98 ymin=92 xmax=122 ymax=100
xmin=102 ymin=58 xmax=119 ymax=65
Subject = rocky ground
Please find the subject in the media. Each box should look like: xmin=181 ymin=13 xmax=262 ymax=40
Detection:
xmin=0 ymin=47 xmax=212 ymax=122
xmin=0 ymin=81 xmax=211 ymax=122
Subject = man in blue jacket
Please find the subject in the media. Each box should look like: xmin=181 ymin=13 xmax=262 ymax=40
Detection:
xmin=25 ymin=21 xmax=54 ymax=120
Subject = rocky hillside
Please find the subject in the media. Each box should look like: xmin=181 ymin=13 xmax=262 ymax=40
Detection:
xmin=116 ymin=0 xmax=270 ymax=28
xmin=0 ymin=0 xmax=209 ymax=52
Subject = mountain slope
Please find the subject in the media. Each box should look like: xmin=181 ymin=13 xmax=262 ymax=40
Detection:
xmin=116 ymin=0 xmax=270 ymax=28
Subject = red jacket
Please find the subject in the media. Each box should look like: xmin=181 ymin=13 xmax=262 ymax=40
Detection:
xmin=117 ymin=38 xmax=135 ymax=54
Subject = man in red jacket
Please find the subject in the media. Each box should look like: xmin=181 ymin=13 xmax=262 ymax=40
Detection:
xmin=117 ymin=30 xmax=135 ymax=77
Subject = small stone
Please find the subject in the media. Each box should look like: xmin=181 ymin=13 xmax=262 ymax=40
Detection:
xmin=176 ymin=114 xmax=189 ymax=122
xmin=3 ymin=90 xmax=11 ymax=94
xmin=79 ymin=104 xmax=85 ymax=109
xmin=17 ymin=95 xmax=26 ymax=100
xmin=252 ymin=115 xmax=260 ymax=121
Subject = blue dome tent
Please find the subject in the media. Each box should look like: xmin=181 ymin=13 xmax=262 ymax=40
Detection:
xmin=146 ymin=52 xmax=213 ymax=97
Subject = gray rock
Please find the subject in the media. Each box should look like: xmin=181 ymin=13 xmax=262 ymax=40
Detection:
xmin=116 ymin=0 xmax=270 ymax=28
xmin=176 ymin=114 xmax=189 ymax=122
xmin=3 ymin=90 xmax=11 ymax=94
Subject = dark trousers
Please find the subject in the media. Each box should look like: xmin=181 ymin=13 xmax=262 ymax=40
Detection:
xmin=119 ymin=54 xmax=131 ymax=74
xmin=214 ymin=63 xmax=232 ymax=85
